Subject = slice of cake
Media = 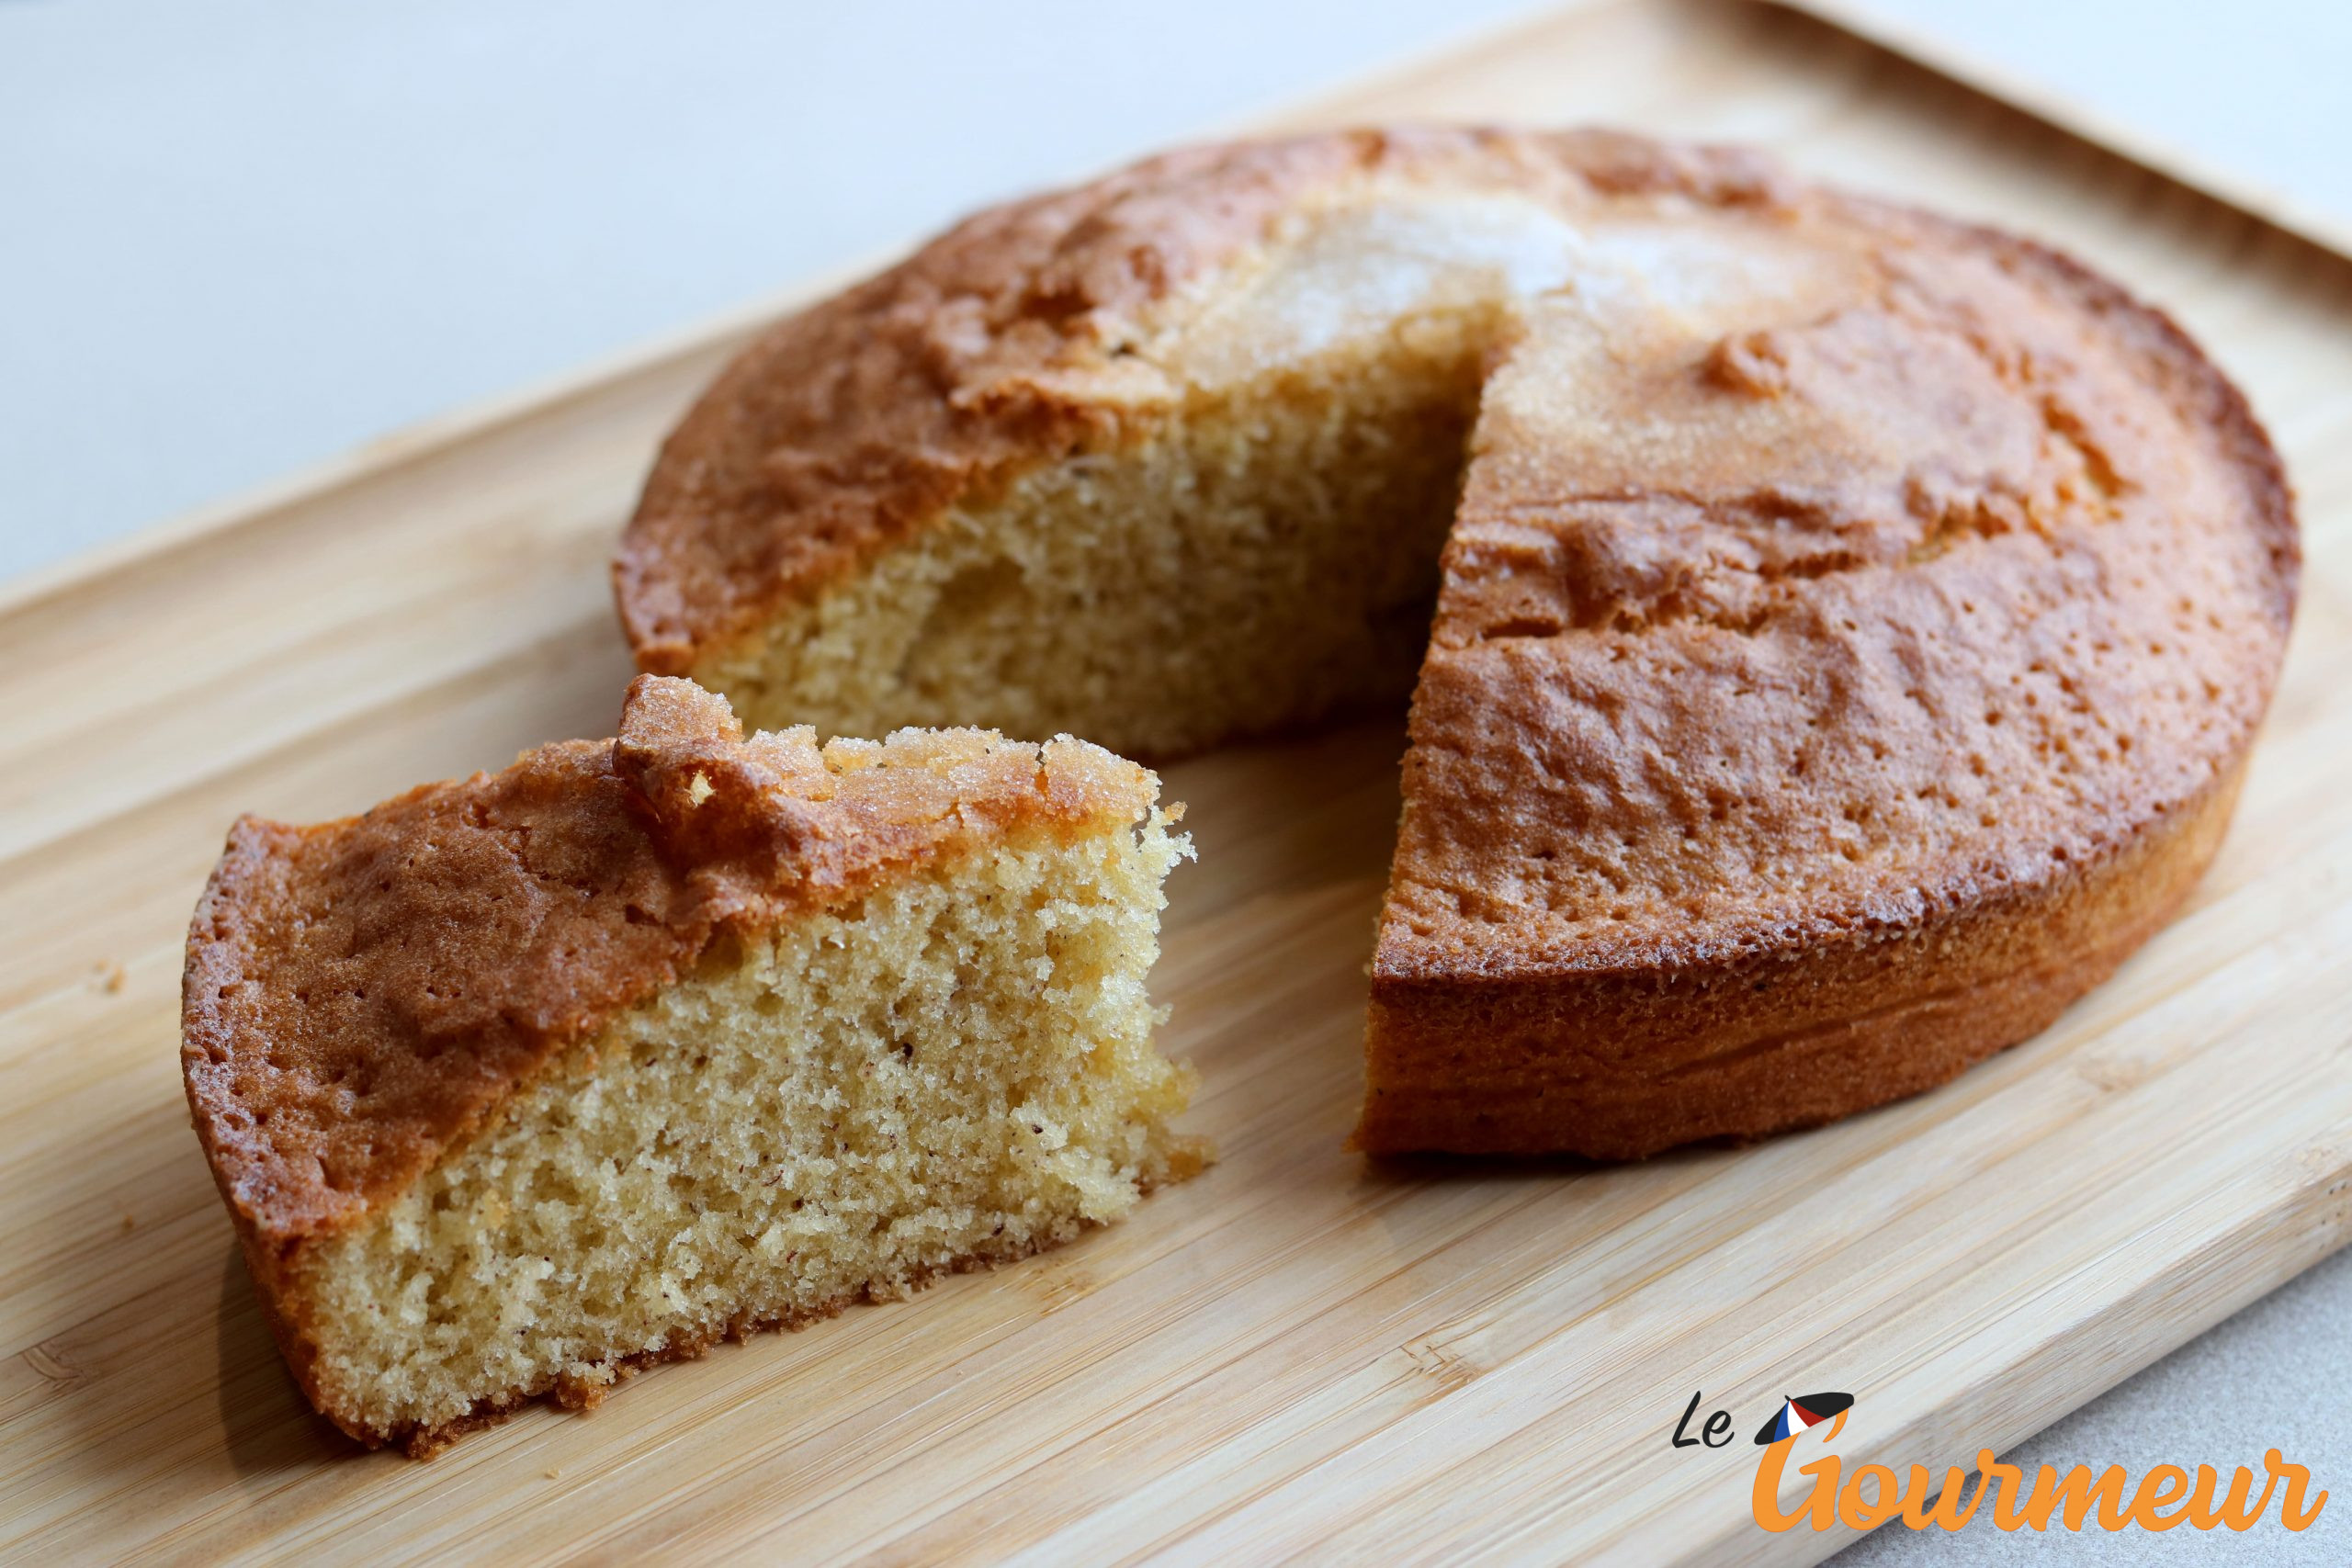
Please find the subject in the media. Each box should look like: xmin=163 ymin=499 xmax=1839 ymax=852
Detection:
xmin=181 ymin=676 xmax=1200 ymax=1454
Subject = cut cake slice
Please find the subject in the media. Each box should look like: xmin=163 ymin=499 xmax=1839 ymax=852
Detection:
xmin=182 ymin=675 xmax=1200 ymax=1453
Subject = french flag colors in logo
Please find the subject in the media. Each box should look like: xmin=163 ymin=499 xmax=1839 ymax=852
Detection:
xmin=1754 ymin=1392 xmax=1855 ymax=1445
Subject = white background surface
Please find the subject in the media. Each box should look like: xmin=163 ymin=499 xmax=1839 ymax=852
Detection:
xmin=3 ymin=1 xmax=2344 ymax=1559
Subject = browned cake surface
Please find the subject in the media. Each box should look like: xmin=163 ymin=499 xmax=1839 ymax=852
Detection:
xmin=616 ymin=127 xmax=2296 ymax=1156
xmin=1369 ymin=220 xmax=2294 ymax=1155
xmin=616 ymin=129 xmax=1775 ymax=671
xmin=182 ymin=675 xmax=1154 ymax=1249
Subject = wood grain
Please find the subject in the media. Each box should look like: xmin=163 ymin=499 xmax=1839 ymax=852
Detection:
xmin=4 ymin=2 xmax=2349 ymax=1562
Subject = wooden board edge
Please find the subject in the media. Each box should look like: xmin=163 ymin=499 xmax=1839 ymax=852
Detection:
xmin=1766 ymin=0 xmax=2352 ymax=264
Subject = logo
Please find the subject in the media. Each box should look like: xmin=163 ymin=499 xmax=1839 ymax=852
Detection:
xmin=1669 ymin=1387 xmax=2330 ymax=1536
xmin=1753 ymin=1391 xmax=1852 ymax=1446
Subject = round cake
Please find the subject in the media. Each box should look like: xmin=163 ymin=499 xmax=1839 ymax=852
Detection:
xmin=616 ymin=127 xmax=2297 ymax=1157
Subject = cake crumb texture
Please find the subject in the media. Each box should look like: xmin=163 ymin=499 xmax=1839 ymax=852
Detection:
xmin=182 ymin=677 xmax=1197 ymax=1448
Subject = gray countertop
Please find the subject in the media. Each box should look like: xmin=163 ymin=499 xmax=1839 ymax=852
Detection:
xmin=6 ymin=3 xmax=2343 ymax=1559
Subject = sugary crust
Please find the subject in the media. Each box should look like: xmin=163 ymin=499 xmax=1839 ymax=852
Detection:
xmin=1358 ymin=757 xmax=2246 ymax=1156
xmin=615 ymin=127 xmax=1790 ymax=671
xmin=1361 ymin=216 xmax=2295 ymax=1155
xmin=181 ymin=676 xmax=1155 ymax=1256
xmin=615 ymin=124 xmax=2294 ymax=1158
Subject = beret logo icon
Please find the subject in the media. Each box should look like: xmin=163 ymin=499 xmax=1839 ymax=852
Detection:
xmin=1754 ymin=1391 xmax=1853 ymax=1446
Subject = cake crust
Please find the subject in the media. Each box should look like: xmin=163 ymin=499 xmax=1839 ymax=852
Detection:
xmin=184 ymin=676 xmax=1152 ymax=1246
xmin=1360 ymin=758 xmax=2247 ymax=1156
xmin=615 ymin=128 xmax=1788 ymax=673
xmin=182 ymin=678 xmax=1170 ymax=1448
xmin=616 ymin=126 xmax=2295 ymax=1157
xmin=1363 ymin=216 xmax=2292 ymax=1155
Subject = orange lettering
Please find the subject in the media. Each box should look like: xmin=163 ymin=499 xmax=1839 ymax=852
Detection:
xmin=2207 ymin=1461 xmax=2277 ymax=1530
xmin=1793 ymin=1454 xmax=1842 ymax=1530
xmin=2267 ymin=1450 xmax=2328 ymax=1531
xmin=1747 ymin=1433 xmax=2325 ymax=1536
xmin=1839 ymin=1463 xmax=1903 ymax=1529
xmin=2018 ymin=1465 xmax=2131 ymax=1531
xmin=2186 ymin=1465 xmax=2224 ymax=1529
xmin=2131 ymin=1465 xmax=2189 ymax=1530
xmin=1751 ymin=1438 xmax=1803 ymax=1532
xmin=1899 ymin=1465 xmax=1980 ymax=1531
xmin=1980 ymin=1452 xmax=2032 ymax=1530
xmin=1752 ymin=1439 xmax=1840 ymax=1532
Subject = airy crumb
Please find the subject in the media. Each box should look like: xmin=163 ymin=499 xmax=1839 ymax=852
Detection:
xmin=300 ymin=818 xmax=1197 ymax=1441
xmin=701 ymin=326 xmax=1487 ymax=758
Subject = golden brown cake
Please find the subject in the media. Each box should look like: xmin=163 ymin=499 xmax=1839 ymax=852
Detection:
xmin=182 ymin=677 xmax=1199 ymax=1453
xmin=616 ymin=127 xmax=2297 ymax=1157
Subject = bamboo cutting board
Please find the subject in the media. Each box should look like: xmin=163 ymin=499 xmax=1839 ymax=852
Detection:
xmin=6 ymin=2 xmax=2350 ymax=1562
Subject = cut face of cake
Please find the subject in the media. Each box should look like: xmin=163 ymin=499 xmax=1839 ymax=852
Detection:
xmin=617 ymin=127 xmax=2298 ymax=1158
xmin=181 ymin=676 xmax=1199 ymax=1454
